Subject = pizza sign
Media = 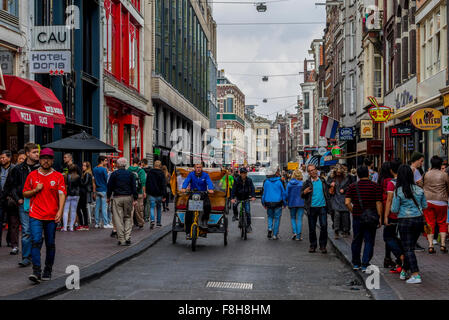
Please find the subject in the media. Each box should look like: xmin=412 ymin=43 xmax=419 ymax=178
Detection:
xmin=367 ymin=96 xmax=392 ymax=122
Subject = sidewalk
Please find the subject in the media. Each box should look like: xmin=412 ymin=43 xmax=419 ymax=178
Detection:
xmin=327 ymin=216 xmax=449 ymax=300
xmin=0 ymin=209 xmax=173 ymax=299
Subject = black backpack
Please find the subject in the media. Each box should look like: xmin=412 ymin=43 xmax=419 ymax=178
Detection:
xmin=132 ymin=170 xmax=143 ymax=191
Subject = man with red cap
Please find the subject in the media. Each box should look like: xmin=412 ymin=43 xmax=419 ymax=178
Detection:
xmin=23 ymin=148 xmax=66 ymax=283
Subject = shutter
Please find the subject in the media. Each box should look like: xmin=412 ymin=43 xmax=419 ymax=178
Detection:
xmin=410 ymin=29 xmax=416 ymax=75
xmin=402 ymin=36 xmax=409 ymax=80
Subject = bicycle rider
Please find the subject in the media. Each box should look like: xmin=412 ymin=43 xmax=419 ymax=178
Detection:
xmin=231 ymin=167 xmax=256 ymax=233
xmin=181 ymin=163 xmax=214 ymax=232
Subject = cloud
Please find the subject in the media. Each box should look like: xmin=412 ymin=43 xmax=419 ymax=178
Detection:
xmin=213 ymin=0 xmax=326 ymax=119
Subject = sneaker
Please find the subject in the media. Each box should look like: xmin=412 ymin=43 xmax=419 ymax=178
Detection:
xmin=320 ymin=247 xmax=327 ymax=254
xmin=267 ymin=230 xmax=273 ymax=239
xmin=110 ymin=231 xmax=117 ymax=238
xmin=353 ymin=265 xmax=361 ymax=271
xmin=60 ymin=228 xmax=67 ymax=232
xmin=272 ymin=235 xmax=278 ymax=240
xmin=361 ymin=266 xmax=368 ymax=273
xmin=389 ymin=266 xmax=402 ymax=274
xmin=400 ymin=270 xmax=408 ymax=280
xmin=95 ymin=224 xmax=100 ymax=229
xmin=29 ymin=270 xmax=41 ymax=284
xmin=292 ymin=234 xmax=297 ymax=240
xmin=433 ymin=239 xmax=438 ymax=245
xmin=83 ymin=226 xmax=90 ymax=231
xmin=334 ymin=231 xmax=340 ymax=240
xmin=10 ymin=247 xmax=19 ymax=255
xmin=68 ymin=228 xmax=74 ymax=232
xmin=125 ymin=240 xmax=131 ymax=246
xmin=103 ymin=224 xmax=114 ymax=229
xmin=309 ymin=247 xmax=317 ymax=253
xmin=157 ymin=224 xmax=162 ymax=228
xmin=18 ymin=259 xmax=31 ymax=268
xmin=384 ymin=257 xmax=395 ymax=268
xmin=295 ymin=236 xmax=303 ymax=241
xmin=406 ymin=275 xmax=422 ymax=284
xmin=42 ymin=268 xmax=52 ymax=281
xmin=150 ymin=222 xmax=155 ymax=230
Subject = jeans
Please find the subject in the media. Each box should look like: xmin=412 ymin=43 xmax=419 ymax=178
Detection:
xmin=334 ymin=211 xmax=351 ymax=233
xmin=150 ymin=196 xmax=163 ymax=224
xmin=267 ymin=207 xmax=282 ymax=236
xmin=351 ymin=216 xmax=377 ymax=267
xmin=95 ymin=192 xmax=109 ymax=226
xmin=289 ymin=207 xmax=304 ymax=236
xmin=237 ymin=201 xmax=252 ymax=226
xmin=383 ymin=219 xmax=404 ymax=261
xmin=30 ymin=217 xmax=56 ymax=272
xmin=144 ymin=196 xmax=151 ymax=221
xmin=307 ymin=207 xmax=328 ymax=249
xmin=398 ymin=216 xmax=424 ymax=274
xmin=63 ymin=196 xmax=80 ymax=230
xmin=19 ymin=205 xmax=31 ymax=262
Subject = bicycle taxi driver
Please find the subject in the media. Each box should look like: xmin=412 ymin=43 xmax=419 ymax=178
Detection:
xmin=181 ymin=163 xmax=214 ymax=232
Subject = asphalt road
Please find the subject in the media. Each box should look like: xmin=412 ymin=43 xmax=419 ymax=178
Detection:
xmin=53 ymin=201 xmax=370 ymax=300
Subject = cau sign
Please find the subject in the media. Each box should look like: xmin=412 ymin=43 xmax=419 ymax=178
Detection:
xmin=32 ymin=26 xmax=71 ymax=51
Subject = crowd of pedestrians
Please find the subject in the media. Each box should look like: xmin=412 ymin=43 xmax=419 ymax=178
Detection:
xmin=0 ymin=143 xmax=172 ymax=284
xmin=259 ymin=152 xmax=449 ymax=285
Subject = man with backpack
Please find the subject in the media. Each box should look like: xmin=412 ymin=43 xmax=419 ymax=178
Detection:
xmin=128 ymin=158 xmax=146 ymax=229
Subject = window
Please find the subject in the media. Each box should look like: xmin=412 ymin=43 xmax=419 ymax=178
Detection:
xmin=265 ymin=129 xmax=268 ymax=135
xmin=350 ymin=74 xmax=356 ymax=114
xmin=129 ymin=23 xmax=139 ymax=88
xmin=265 ymin=139 xmax=268 ymax=147
xmin=374 ymin=55 xmax=382 ymax=98
xmin=304 ymin=113 xmax=309 ymax=130
xmin=304 ymin=92 xmax=310 ymax=109
xmin=351 ymin=21 xmax=356 ymax=59
xmin=130 ymin=0 xmax=141 ymax=11
xmin=385 ymin=37 xmax=393 ymax=92
xmin=420 ymin=6 xmax=447 ymax=80
xmin=0 ymin=0 xmax=18 ymax=17
xmin=304 ymin=133 xmax=310 ymax=146
xmin=226 ymin=97 xmax=234 ymax=113
xmin=103 ymin=1 xmax=140 ymax=90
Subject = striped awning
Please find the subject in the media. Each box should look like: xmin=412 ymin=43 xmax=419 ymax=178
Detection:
xmin=305 ymin=155 xmax=321 ymax=167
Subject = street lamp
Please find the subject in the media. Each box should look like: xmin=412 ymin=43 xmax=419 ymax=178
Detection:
xmin=262 ymin=76 xmax=269 ymax=82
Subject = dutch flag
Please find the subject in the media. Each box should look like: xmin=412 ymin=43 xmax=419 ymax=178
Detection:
xmin=320 ymin=115 xmax=339 ymax=139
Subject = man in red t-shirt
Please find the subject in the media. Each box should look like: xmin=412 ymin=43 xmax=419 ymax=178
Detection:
xmin=23 ymin=148 xmax=66 ymax=284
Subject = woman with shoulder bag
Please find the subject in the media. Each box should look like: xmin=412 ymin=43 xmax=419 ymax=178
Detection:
xmin=76 ymin=162 xmax=94 ymax=231
xmin=63 ymin=164 xmax=81 ymax=232
xmin=328 ymin=164 xmax=352 ymax=239
xmin=391 ymin=165 xmax=428 ymax=284
xmin=261 ymin=170 xmax=287 ymax=240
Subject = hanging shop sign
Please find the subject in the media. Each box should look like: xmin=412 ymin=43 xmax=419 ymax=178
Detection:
xmin=410 ymin=108 xmax=442 ymax=131
xmin=391 ymin=125 xmax=413 ymax=137
xmin=30 ymin=51 xmax=71 ymax=74
xmin=444 ymin=94 xmax=449 ymax=108
xmin=442 ymin=115 xmax=449 ymax=135
xmin=367 ymin=96 xmax=392 ymax=122
xmin=331 ymin=146 xmax=342 ymax=158
xmin=360 ymin=120 xmax=373 ymax=139
xmin=339 ymin=127 xmax=354 ymax=141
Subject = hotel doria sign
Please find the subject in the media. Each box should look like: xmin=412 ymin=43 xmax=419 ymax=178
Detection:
xmin=410 ymin=108 xmax=442 ymax=131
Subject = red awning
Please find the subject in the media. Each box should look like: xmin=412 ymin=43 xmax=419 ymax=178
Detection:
xmin=0 ymin=75 xmax=66 ymax=124
xmin=0 ymin=100 xmax=54 ymax=128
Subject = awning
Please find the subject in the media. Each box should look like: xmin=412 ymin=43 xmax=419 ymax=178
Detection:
xmin=0 ymin=100 xmax=54 ymax=128
xmin=305 ymin=155 xmax=321 ymax=167
xmin=0 ymin=75 xmax=65 ymax=124
xmin=320 ymin=151 xmax=338 ymax=167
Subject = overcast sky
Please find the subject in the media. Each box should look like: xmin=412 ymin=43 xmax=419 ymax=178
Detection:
xmin=213 ymin=0 xmax=326 ymax=120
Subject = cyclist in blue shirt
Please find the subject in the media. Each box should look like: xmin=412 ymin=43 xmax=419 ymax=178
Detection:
xmin=181 ymin=163 xmax=214 ymax=231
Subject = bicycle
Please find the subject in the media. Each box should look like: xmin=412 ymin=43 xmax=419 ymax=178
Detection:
xmin=236 ymin=199 xmax=251 ymax=240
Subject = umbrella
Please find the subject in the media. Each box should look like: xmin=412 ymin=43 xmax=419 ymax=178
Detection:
xmin=305 ymin=155 xmax=321 ymax=167
xmin=43 ymin=131 xmax=117 ymax=152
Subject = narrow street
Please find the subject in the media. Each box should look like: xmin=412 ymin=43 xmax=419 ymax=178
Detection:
xmin=53 ymin=202 xmax=370 ymax=300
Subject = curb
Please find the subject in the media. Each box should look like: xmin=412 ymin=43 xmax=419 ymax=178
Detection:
xmin=2 ymin=225 xmax=172 ymax=300
xmin=326 ymin=221 xmax=401 ymax=300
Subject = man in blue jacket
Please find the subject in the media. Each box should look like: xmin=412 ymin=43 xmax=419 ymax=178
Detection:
xmin=301 ymin=164 xmax=331 ymax=253
xmin=261 ymin=170 xmax=286 ymax=240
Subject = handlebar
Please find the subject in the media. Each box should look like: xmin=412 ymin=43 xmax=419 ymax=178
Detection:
xmin=179 ymin=190 xmax=213 ymax=195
